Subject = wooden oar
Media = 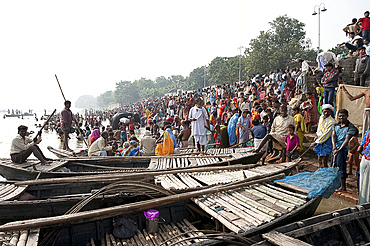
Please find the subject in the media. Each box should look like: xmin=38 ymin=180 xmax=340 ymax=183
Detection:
xmin=34 ymin=109 xmax=56 ymax=140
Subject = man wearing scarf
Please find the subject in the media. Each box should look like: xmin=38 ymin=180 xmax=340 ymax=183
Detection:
xmin=311 ymin=104 xmax=335 ymax=168
xmin=189 ymin=98 xmax=210 ymax=152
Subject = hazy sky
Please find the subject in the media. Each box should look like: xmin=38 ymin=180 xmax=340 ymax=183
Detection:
xmin=1 ymin=0 xmax=369 ymax=111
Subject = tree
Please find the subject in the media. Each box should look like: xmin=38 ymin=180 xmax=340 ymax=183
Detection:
xmin=329 ymin=44 xmax=348 ymax=56
xmin=245 ymin=15 xmax=315 ymax=75
xmin=114 ymin=80 xmax=140 ymax=106
xmin=97 ymin=91 xmax=114 ymax=108
xmin=189 ymin=66 xmax=207 ymax=89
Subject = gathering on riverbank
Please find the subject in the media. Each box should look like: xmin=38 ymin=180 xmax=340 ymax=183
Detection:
xmin=2 ymin=3 xmax=370 ymax=246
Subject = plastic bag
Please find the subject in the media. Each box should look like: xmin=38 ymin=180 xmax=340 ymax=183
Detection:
xmin=113 ymin=216 xmax=137 ymax=239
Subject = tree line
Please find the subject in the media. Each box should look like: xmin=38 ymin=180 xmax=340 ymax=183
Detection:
xmin=76 ymin=15 xmax=342 ymax=109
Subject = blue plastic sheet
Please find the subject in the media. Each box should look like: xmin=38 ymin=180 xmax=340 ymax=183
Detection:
xmin=274 ymin=168 xmax=341 ymax=199
xmin=227 ymin=113 xmax=239 ymax=146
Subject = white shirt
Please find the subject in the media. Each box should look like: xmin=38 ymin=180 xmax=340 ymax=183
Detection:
xmin=346 ymin=35 xmax=361 ymax=46
xmin=301 ymin=61 xmax=310 ymax=75
xmin=10 ymin=134 xmax=34 ymax=154
xmin=189 ymin=105 xmax=209 ymax=136
xmin=88 ymin=137 xmax=112 ymax=157
xmin=240 ymin=101 xmax=250 ymax=112
xmin=140 ymin=136 xmax=156 ymax=156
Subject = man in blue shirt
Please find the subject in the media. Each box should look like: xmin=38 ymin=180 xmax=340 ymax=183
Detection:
xmin=251 ymin=118 xmax=267 ymax=164
xmin=332 ymin=109 xmax=357 ymax=191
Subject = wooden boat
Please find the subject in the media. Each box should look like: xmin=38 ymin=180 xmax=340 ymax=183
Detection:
xmin=47 ymin=145 xmax=253 ymax=158
xmin=0 ymin=151 xmax=264 ymax=181
xmin=0 ymin=173 xmax=322 ymax=246
xmin=245 ymin=202 xmax=370 ymax=246
xmin=156 ymin=160 xmax=300 ymax=192
xmin=0 ymin=161 xmax=296 ymax=224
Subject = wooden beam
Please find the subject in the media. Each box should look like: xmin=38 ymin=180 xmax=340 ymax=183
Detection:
xmin=262 ymin=231 xmax=312 ymax=246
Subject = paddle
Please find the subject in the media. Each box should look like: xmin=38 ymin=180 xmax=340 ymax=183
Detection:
xmin=33 ymin=109 xmax=56 ymax=142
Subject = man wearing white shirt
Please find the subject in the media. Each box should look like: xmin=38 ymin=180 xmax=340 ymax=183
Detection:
xmin=189 ymin=98 xmax=210 ymax=152
xmin=88 ymin=131 xmax=112 ymax=157
xmin=240 ymin=98 xmax=250 ymax=113
xmin=298 ymin=59 xmax=310 ymax=94
xmin=338 ymin=32 xmax=363 ymax=52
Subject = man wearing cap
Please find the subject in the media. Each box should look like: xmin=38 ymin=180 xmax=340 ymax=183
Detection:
xmin=140 ymin=130 xmax=156 ymax=156
xmin=321 ymin=62 xmax=339 ymax=107
xmin=311 ymin=104 xmax=335 ymax=168
xmin=10 ymin=125 xmax=52 ymax=168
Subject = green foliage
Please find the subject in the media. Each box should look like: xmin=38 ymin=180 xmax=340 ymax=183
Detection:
xmin=329 ymin=44 xmax=348 ymax=56
xmin=246 ymin=15 xmax=314 ymax=75
xmin=114 ymin=80 xmax=140 ymax=105
xmin=97 ymin=91 xmax=114 ymax=108
xmin=84 ymin=15 xmax=320 ymax=109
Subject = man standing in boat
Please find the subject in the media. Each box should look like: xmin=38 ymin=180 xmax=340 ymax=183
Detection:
xmin=61 ymin=100 xmax=73 ymax=152
xmin=10 ymin=125 xmax=52 ymax=167
xmin=189 ymin=98 xmax=210 ymax=152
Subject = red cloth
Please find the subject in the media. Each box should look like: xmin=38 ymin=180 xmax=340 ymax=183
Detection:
xmin=359 ymin=17 xmax=370 ymax=30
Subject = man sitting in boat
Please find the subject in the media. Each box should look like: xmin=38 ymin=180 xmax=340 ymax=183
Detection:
xmin=88 ymin=131 xmax=112 ymax=157
xmin=10 ymin=125 xmax=52 ymax=166
xmin=254 ymin=106 xmax=295 ymax=162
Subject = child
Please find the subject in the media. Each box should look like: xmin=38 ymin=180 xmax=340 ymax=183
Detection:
xmin=348 ymin=128 xmax=360 ymax=175
xmin=314 ymin=81 xmax=324 ymax=115
xmin=213 ymin=118 xmax=222 ymax=145
xmin=178 ymin=120 xmax=191 ymax=148
xmin=284 ymin=125 xmax=300 ymax=169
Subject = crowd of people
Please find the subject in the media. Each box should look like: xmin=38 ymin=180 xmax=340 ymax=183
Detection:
xmin=9 ymin=11 xmax=370 ymax=203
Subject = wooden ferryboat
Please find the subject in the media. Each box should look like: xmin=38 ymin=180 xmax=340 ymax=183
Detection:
xmin=0 ymin=151 xmax=264 ymax=181
xmin=0 ymin=161 xmax=297 ymax=224
xmin=0 ymin=172 xmax=322 ymax=246
xmin=245 ymin=202 xmax=370 ymax=246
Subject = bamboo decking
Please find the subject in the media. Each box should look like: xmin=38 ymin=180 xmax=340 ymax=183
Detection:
xmin=192 ymin=182 xmax=309 ymax=234
xmin=0 ymin=229 xmax=39 ymax=246
xmin=156 ymin=162 xmax=298 ymax=191
xmin=89 ymin=219 xmax=204 ymax=246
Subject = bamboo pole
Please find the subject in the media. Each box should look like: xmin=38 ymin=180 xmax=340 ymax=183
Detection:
xmin=0 ymin=174 xmax=284 ymax=232
xmin=9 ymin=231 xmax=19 ymax=245
xmin=55 ymin=74 xmax=89 ymax=148
xmin=17 ymin=230 xmax=28 ymax=246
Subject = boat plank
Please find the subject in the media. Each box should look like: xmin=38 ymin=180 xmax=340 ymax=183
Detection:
xmin=262 ymin=231 xmax=312 ymax=246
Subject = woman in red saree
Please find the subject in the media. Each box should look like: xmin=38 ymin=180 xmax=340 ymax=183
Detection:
xmin=284 ymin=77 xmax=296 ymax=102
xmin=301 ymin=93 xmax=318 ymax=133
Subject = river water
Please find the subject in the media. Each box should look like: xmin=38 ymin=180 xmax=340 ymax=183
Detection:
xmin=0 ymin=112 xmax=83 ymax=159
xmin=0 ymin=112 xmax=355 ymax=213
